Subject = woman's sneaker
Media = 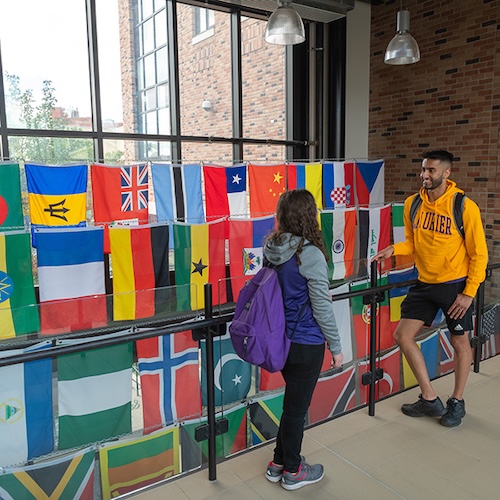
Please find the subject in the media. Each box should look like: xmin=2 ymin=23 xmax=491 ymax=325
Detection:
xmin=265 ymin=456 xmax=305 ymax=483
xmin=281 ymin=462 xmax=324 ymax=490
xmin=265 ymin=462 xmax=284 ymax=483
xmin=440 ymin=398 xmax=466 ymax=427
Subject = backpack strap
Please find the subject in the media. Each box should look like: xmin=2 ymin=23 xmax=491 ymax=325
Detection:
xmin=453 ymin=192 xmax=465 ymax=239
xmin=409 ymin=191 xmax=465 ymax=238
xmin=409 ymin=193 xmax=422 ymax=227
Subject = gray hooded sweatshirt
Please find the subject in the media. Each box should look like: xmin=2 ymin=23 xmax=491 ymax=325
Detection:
xmin=264 ymin=233 xmax=341 ymax=355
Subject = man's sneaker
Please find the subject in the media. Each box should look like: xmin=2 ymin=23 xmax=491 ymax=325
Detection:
xmin=401 ymin=394 xmax=446 ymax=417
xmin=440 ymin=398 xmax=466 ymax=427
xmin=281 ymin=462 xmax=324 ymax=490
xmin=265 ymin=456 xmax=305 ymax=483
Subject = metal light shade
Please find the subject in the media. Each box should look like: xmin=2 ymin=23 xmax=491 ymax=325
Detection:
xmin=265 ymin=0 xmax=305 ymax=45
xmin=384 ymin=10 xmax=420 ymax=65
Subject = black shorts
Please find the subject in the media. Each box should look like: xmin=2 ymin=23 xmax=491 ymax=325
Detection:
xmin=400 ymin=279 xmax=473 ymax=335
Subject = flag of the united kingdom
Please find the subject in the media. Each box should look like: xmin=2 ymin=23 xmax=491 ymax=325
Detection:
xmin=121 ymin=164 xmax=148 ymax=212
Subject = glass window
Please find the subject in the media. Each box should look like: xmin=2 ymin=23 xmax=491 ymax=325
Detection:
xmin=243 ymin=143 xmax=286 ymax=162
xmin=143 ymin=18 xmax=155 ymax=54
xmin=0 ymin=0 xmax=91 ymax=131
xmin=241 ymin=17 xmax=286 ymax=141
xmin=9 ymin=136 xmax=94 ymax=164
xmin=147 ymin=111 xmax=158 ymax=134
xmin=96 ymin=0 xmax=128 ymax=133
xmin=158 ymin=108 xmax=171 ymax=135
xmin=156 ymin=46 xmax=169 ymax=83
xmin=181 ymin=142 xmax=233 ymax=164
xmin=155 ymin=8 xmax=167 ymax=47
xmin=103 ymin=139 xmax=172 ymax=163
xmin=141 ymin=0 xmax=153 ymax=21
xmin=178 ymin=5 xmax=232 ymax=141
xmin=158 ymin=83 xmax=169 ymax=108
xmin=194 ymin=7 xmax=215 ymax=36
xmin=146 ymin=88 xmax=157 ymax=110
xmin=144 ymin=53 xmax=156 ymax=88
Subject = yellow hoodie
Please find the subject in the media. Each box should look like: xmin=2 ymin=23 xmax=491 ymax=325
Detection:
xmin=393 ymin=180 xmax=488 ymax=298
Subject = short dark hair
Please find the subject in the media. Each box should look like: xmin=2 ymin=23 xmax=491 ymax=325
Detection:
xmin=422 ymin=149 xmax=454 ymax=165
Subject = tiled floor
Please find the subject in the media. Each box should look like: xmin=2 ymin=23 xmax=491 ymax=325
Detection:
xmin=130 ymin=355 xmax=500 ymax=499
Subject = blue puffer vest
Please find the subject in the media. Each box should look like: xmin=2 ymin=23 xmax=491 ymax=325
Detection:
xmin=277 ymin=255 xmax=325 ymax=345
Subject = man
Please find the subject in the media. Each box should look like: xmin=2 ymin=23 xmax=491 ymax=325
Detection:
xmin=373 ymin=150 xmax=488 ymax=427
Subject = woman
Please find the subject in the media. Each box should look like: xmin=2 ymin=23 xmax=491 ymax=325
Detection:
xmin=263 ymin=189 xmax=343 ymax=490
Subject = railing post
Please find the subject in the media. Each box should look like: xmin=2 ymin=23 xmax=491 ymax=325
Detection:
xmin=472 ymin=281 xmax=485 ymax=373
xmin=203 ymin=283 xmax=217 ymax=481
xmin=368 ymin=261 xmax=379 ymax=416
xmin=361 ymin=261 xmax=384 ymax=416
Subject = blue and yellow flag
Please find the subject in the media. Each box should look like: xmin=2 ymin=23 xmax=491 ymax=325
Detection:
xmin=25 ymin=163 xmax=87 ymax=244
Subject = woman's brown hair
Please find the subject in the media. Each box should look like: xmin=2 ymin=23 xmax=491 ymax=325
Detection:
xmin=267 ymin=189 xmax=328 ymax=263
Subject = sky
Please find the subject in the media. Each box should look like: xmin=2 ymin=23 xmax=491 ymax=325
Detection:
xmin=0 ymin=0 xmax=123 ymax=122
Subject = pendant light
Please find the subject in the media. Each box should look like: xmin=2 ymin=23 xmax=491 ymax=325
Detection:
xmin=264 ymin=0 xmax=305 ymax=46
xmin=384 ymin=6 xmax=420 ymax=65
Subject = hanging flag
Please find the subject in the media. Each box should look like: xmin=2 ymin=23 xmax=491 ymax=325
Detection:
xmin=439 ymin=328 xmax=455 ymax=375
xmin=180 ymin=403 xmax=247 ymax=471
xmin=99 ymin=426 xmax=180 ymax=499
xmin=0 ymin=446 xmax=95 ymax=500
xmin=308 ymin=365 xmax=356 ymax=424
xmin=151 ymin=163 xmax=204 ymax=249
xmin=228 ymin=215 xmax=275 ymax=300
xmin=0 ymin=163 xmax=24 ymax=231
xmin=355 ymin=159 xmax=385 ymax=207
xmin=137 ymin=331 xmax=201 ymax=433
xmin=248 ymin=164 xmax=286 ymax=217
xmin=25 ymin=163 xmax=87 ymax=246
xmin=0 ymin=231 xmax=40 ymax=339
xmin=249 ymin=392 xmax=284 ymax=445
xmin=322 ymin=161 xmax=355 ymax=209
xmin=286 ymin=163 xmax=323 ymax=209
xmin=173 ymin=219 xmax=226 ymax=311
xmin=320 ymin=208 xmax=357 ymax=280
xmin=204 ymin=164 xmax=248 ymax=221
xmin=388 ymin=266 xmax=418 ymax=334
xmin=350 ymin=277 xmax=392 ymax=359
xmin=110 ymin=223 xmax=169 ymax=321
xmin=57 ymin=343 xmax=133 ymax=450
xmin=358 ymin=347 xmax=401 ymax=404
xmin=392 ymin=202 xmax=414 ymax=268
xmin=258 ymin=369 xmax=285 ymax=392
xmin=402 ymin=329 xmax=439 ymax=388
xmin=0 ymin=341 xmax=53 ymax=468
xmin=91 ymin=163 xmax=149 ymax=252
xmin=358 ymin=204 xmax=391 ymax=277
xmin=36 ymin=227 xmax=107 ymax=335
xmin=200 ymin=331 xmax=252 ymax=406
xmin=331 ymin=283 xmax=354 ymax=364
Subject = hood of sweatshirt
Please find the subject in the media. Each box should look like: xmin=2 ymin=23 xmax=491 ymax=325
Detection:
xmin=263 ymin=233 xmax=302 ymax=266
xmin=416 ymin=179 xmax=463 ymax=243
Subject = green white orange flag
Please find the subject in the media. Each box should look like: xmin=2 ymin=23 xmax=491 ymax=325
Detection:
xmin=57 ymin=343 xmax=133 ymax=450
xmin=99 ymin=426 xmax=180 ymax=499
xmin=0 ymin=163 xmax=24 ymax=231
xmin=0 ymin=231 xmax=40 ymax=339
xmin=173 ymin=219 xmax=226 ymax=311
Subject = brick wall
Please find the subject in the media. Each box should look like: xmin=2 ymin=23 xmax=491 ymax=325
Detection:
xmin=369 ymin=0 xmax=500 ymax=272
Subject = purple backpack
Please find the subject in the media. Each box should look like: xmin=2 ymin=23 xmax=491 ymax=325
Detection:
xmin=229 ymin=266 xmax=289 ymax=373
